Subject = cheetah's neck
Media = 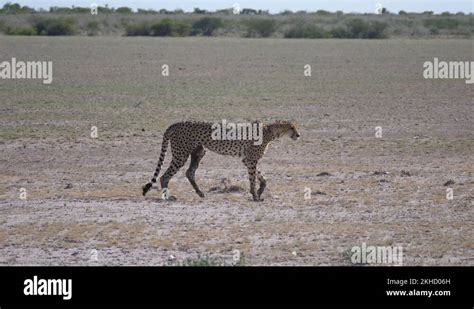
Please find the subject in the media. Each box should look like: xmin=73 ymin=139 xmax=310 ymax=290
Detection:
xmin=262 ymin=124 xmax=290 ymax=145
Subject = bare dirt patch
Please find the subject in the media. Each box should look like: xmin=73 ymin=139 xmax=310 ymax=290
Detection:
xmin=0 ymin=37 xmax=472 ymax=265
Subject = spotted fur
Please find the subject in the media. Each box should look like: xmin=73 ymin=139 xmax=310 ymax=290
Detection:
xmin=142 ymin=120 xmax=300 ymax=201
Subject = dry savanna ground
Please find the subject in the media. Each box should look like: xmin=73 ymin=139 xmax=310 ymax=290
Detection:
xmin=0 ymin=37 xmax=472 ymax=265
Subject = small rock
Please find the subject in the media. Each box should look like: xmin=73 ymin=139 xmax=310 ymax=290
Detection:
xmin=317 ymin=172 xmax=332 ymax=177
xmin=400 ymin=170 xmax=411 ymax=177
xmin=444 ymin=180 xmax=455 ymax=186
xmin=65 ymin=183 xmax=73 ymax=189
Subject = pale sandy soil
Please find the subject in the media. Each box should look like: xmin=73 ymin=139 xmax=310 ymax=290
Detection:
xmin=0 ymin=37 xmax=472 ymax=265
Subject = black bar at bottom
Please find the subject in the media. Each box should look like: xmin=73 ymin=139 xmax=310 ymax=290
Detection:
xmin=0 ymin=267 xmax=471 ymax=305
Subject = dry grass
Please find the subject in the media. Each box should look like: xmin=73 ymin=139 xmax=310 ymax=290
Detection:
xmin=0 ymin=37 xmax=472 ymax=265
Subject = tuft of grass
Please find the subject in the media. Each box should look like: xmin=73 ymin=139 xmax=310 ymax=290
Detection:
xmin=341 ymin=248 xmax=354 ymax=265
xmin=177 ymin=252 xmax=248 ymax=266
xmin=179 ymin=255 xmax=223 ymax=266
xmin=233 ymin=252 xmax=248 ymax=266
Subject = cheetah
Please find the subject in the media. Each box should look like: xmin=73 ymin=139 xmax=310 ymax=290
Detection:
xmin=142 ymin=120 xmax=300 ymax=202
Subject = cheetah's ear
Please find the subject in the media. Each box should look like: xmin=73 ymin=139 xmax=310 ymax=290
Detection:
xmin=288 ymin=119 xmax=299 ymax=128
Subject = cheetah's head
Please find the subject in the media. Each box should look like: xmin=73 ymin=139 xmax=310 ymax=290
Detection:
xmin=288 ymin=122 xmax=300 ymax=141
xmin=272 ymin=120 xmax=300 ymax=141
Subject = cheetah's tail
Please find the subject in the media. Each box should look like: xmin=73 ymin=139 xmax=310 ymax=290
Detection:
xmin=142 ymin=133 xmax=170 ymax=196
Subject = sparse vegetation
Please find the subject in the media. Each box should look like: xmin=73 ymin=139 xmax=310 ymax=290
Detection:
xmin=0 ymin=36 xmax=471 ymax=266
xmin=423 ymin=18 xmax=461 ymax=30
xmin=180 ymin=256 xmax=223 ymax=266
xmin=150 ymin=18 xmax=191 ymax=36
xmin=86 ymin=21 xmax=100 ymax=36
xmin=0 ymin=2 xmax=34 ymax=14
xmin=284 ymin=22 xmax=329 ymax=38
xmin=191 ymin=17 xmax=223 ymax=36
xmin=32 ymin=17 xmax=77 ymax=35
xmin=283 ymin=19 xmax=388 ymax=39
xmin=4 ymin=25 xmax=36 ymax=35
xmin=124 ymin=21 xmax=151 ymax=36
xmin=245 ymin=18 xmax=278 ymax=37
xmin=345 ymin=19 xmax=388 ymax=39
xmin=178 ymin=253 xmax=248 ymax=266
xmin=0 ymin=3 xmax=472 ymax=38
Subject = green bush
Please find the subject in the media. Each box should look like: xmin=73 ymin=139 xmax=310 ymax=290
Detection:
xmin=346 ymin=18 xmax=369 ymax=38
xmin=284 ymin=22 xmax=328 ymax=38
xmin=423 ymin=18 xmax=460 ymax=30
xmin=315 ymin=10 xmax=331 ymax=16
xmin=245 ymin=19 xmax=277 ymax=37
xmin=329 ymin=27 xmax=349 ymax=38
xmin=193 ymin=8 xmax=207 ymax=14
xmin=86 ymin=21 xmax=100 ymax=36
xmin=366 ymin=21 xmax=388 ymax=38
xmin=192 ymin=17 xmax=223 ymax=36
xmin=429 ymin=27 xmax=440 ymax=35
xmin=150 ymin=19 xmax=173 ymax=36
xmin=136 ymin=9 xmax=158 ymax=14
xmin=124 ymin=19 xmax=191 ymax=37
xmin=346 ymin=19 xmax=387 ymax=38
xmin=116 ymin=7 xmax=133 ymax=14
xmin=150 ymin=19 xmax=191 ymax=36
xmin=124 ymin=22 xmax=150 ymax=36
xmin=33 ymin=17 xmax=77 ymax=35
xmin=5 ymin=26 xmax=37 ymax=35
xmin=1 ymin=2 xmax=34 ymax=14
xmin=173 ymin=21 xmax=191 ymax=36
xmin=284 ymin=19 xmax=387 ymax=39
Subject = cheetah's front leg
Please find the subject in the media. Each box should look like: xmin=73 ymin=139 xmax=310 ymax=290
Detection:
xmin=244 ymin=159 xmax=263 ymax=202
xmin=257 ymin=169 xmax=266 ymax=200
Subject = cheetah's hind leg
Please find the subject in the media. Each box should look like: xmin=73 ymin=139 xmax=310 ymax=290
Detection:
xmin=186 ymin=145 xmax=206 ymax=198
xmin=142 ymin=182 xmax=153 ymax=196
